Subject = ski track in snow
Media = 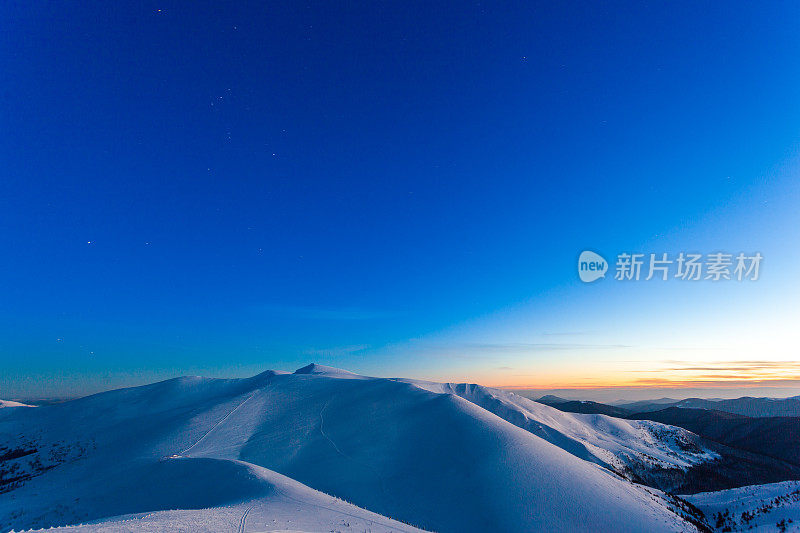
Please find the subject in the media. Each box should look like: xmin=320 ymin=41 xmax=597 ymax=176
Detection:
xmin=237 ymin=504 xmax=254 ymax=533
xmin=318 ymin=397 xmax=399 ymax=515
xmin=319 ymin=399 xmax=349 ymax=459
xmin=180 ymin=391 xmax=258 ymax=456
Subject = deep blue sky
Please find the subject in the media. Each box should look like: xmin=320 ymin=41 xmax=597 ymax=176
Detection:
xmin=2 ymin=1 xmax=799 ymax=398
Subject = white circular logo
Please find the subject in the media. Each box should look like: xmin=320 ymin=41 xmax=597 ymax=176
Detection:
xmin=578 ymin=251 xmax=607 ymax=283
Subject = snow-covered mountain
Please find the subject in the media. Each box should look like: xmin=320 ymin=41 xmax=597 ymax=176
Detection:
xmin=407 ymin=379 xmax=717 ymax=487
xmin=683 ymin=481 xmax=800 ymax=532
xmin=1 ymin=364 xmax=712 ymax=532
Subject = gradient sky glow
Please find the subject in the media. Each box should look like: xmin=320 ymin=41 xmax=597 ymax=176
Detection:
xmin=2 ymin=1 xmax=799 ymax=399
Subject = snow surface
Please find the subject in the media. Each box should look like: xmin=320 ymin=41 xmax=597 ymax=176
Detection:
xmin=1 ymin=364 xmax=705 ymax=532
xmin=684 ymin=481 xmax=800 ymax=532
xmin=26 ymin=460 xmax=425 ymax=533
xmin=0 ymin=401 xmax=33 ymax=409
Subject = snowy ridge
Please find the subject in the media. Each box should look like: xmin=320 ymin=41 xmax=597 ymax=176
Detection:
xmin=293 ymin=363 xmax=363 ymax=377
xmin=684 ymin=481 xmax=800 ymax=532
xmin=0 ymin=365 xmax=707 ymax=532
xmin=405 ymin=379 xmax=718 ymax=480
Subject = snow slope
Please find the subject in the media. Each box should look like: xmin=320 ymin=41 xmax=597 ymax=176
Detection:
xmin=1 ymin=365 xmax=705 ymax=532
xmin=684 ymin=481 xmax=800 ymax=532
xmin=406 ymin=380 xmax=717 ymax=484
xmin=31 ymin=460 xmax=426 ymax=533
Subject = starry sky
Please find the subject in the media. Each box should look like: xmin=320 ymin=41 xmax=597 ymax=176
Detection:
xmin=2 ymin=1 xmax=800 ymax=399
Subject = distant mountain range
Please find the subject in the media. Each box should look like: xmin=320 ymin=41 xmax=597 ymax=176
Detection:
xmin=536 ymin=393 xmax=800 ymax=490
xmin=535 ymin=396 xmax=630 ymax=417
xmin=614 ymin=396 xmax=800 ymax=418
xmin=537 ymin=394 xmax=800 ymax=418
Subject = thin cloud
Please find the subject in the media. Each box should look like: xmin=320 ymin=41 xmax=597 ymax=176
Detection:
xmin=541 ymin=331 xmax=595 ymax=337
xmin=415 ymin=342 xmax=632 ymax=360
xmin=663 ymin=360 xmax=800 ymax=372
xmin=258 ymin=305 xmax=391 ymax=321
xmin=303 ymin=344 xmax=371 ymax=357
xmin=459 ymin=342 xmax=632 ymax=352
xmin=632 ymin=377 xmax=800 ymax=387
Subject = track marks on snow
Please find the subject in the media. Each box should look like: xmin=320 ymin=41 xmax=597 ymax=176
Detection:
xmin=180 ymin=391 xmax=258 ymax=456
xmin=237 ymin=504 xmax=254 ymax=533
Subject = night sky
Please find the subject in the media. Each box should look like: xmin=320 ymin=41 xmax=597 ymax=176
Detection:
xmin=2 ymin=1 xmax=800 ymax=398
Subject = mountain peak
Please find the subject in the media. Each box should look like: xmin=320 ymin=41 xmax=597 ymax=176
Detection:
xmin=293 ymin=363 xmax=358 ymax=376
xmin=538 ymin=394 xmax=568 ymax=404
